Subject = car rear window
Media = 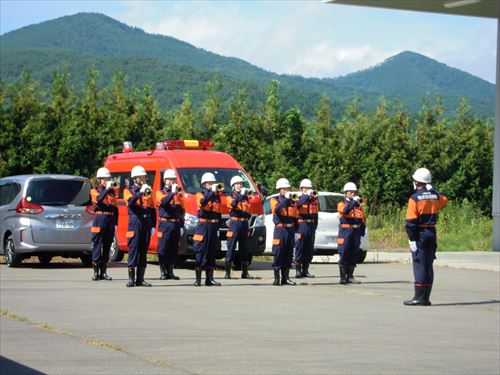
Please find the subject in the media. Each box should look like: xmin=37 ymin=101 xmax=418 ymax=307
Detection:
xmin=318 ymin=195 xmax=344 ymax=213
xmin=26 ymin=179 xmax=91 ymax=206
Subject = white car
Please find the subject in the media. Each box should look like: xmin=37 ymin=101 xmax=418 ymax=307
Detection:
xmin=263 ymin=192 xmax=369 ymax=263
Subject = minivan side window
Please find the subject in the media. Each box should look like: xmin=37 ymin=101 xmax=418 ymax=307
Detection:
xmin=0 ymin=183 xmax=21 ymax=206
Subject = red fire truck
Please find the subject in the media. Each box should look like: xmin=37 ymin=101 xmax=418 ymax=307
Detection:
xmin=103 ymin=140 xmax=266 ymax=267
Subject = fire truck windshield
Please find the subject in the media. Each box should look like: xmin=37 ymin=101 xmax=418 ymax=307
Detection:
xmin=175 ymin=168 xmax=256 ymax=194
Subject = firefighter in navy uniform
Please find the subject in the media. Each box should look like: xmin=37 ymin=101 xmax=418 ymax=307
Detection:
xmin=404 ymin=168 xmax=448 ymax=306
xmin=193 ymin=172 xmax=222 ymax=287
xmin=224 ymin=176 xmax=254 ymax=279
xmin=294 ymin=178 xmax=319 ymax=279
xmin=123 ymin=165 xmax=157 ymax=287
xmin=156 ymin=169 xmax=185 ymax=280
xmin=90 ymin=167 xmax=118 ymax=281
xmin=270 ymin=178 xmax=298 ymax=286
xmin=337 ymin=182 xmax=366 ymax=285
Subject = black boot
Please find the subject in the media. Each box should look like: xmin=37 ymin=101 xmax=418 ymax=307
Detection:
xmin=205 ymin=268 xmax=221 ymax=286
xmin=194 ymin=268 xmax=202 ymax=287
xmin=339 ymin=265 xmax=348 ymax=285
xmin=295 ymin=262 xmax=302 ymax=278
xmin=241 ymin=262 xmax=254 ymax=279
xmin=404 ymin=285 xmax=427 ymax=306
xmin=301 ymin=262 xmax=315 ymax=278
xmin=273 ymin=269 xmax=281 ymax=286
xmin=136 ymin=267 xmax=152 ymax=287
xmin=126 ymin=267 xmax=135 ymax=287
xmin=92 ymin=261 xmax=100 ymax=281
xmin=224 ymin=261 xmax=232 ymax=279
xmin=158 ymin=255 xmax=167 ymax=280
xmin=424 ymin=284 xmax=433 ymax=306
xmin=167 ymin=264 xmax=180 ymax=280
xmin=347 ymin=265 xmax=361 ymax=284
xmin=99 ymin=262 xmax=112 ymax=280
xmin=281 ymin=268 xmax=296 ymax=285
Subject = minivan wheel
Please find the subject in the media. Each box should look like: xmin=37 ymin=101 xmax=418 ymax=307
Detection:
xmin=38 ymin=254 xmax=53 ymax=266
xmin=80 ymin=253 xmax=92 ymax=267
xmin=109 ymin=236 xmax=124 ymax=262
xmin=357 ymin=250 xmax=367 ymax=264
xmin=5 ymin=235 xmax=22 ymax=267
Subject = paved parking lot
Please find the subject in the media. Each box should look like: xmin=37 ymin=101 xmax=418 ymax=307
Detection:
xmin=1 ymin=258 xmax=499 ymax=374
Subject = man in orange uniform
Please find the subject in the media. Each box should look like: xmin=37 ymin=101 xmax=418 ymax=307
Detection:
xmin=193 ymin=172 xmax=222 ymax=287
xmin=156 ymin=169 xmax=185 ymax=280
xmin=123 ymin=165 xmax=156 ymax=287
xmin=294 ymin=178 xmax=319 ymax=278
xmin=404 ymin=168 xmax=448 ymax=306
xmin=90 ymin=167 xmax=118 ymax=281
xmin=225 ymin=176 xmax=253 ymax=279
xmin=337 ymin=182 xmax=366 ymax=285
xmin=270 ymin=178 xmax=298 ymax=286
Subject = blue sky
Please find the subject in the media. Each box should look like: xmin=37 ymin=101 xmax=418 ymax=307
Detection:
xmin=1 ymin=0 xmax=497 ymax=83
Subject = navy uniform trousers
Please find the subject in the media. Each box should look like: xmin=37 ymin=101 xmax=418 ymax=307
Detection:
xmin=91 ymin=214 xmax=115 ymax=263
xmin=338 ymin=226 xmax=361 ymax=267
xmin=157 ymin=220 xmax=181 ymax=265
xmin=294 ymin=221 xmax=315 ymax=264
xmin=226 ymin=220 xmax=249 ymax=263
xmin=194 ymin=221 xmax=218 ymax=269
xmin=127 ymin=216 xmax=151 ymax=268
xmin=412 ymin=227 xmax=437 ymax=284
xmin=272 ymin=226 xmax=294 ymax=270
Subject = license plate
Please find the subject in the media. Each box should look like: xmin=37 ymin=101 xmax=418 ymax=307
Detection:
xmin=56 ymin=219 xmax=74 ymax=229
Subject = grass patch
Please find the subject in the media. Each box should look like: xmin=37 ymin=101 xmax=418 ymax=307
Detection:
xmin=367 ymin=200 xmax=492 ymax=251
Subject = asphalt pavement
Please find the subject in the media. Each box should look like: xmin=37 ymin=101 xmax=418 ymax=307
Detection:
xmin=1 ymin=252 xmax=499 ymax=375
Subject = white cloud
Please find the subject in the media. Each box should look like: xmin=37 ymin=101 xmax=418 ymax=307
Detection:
xmin=283 ymin=44 xmax=398 ymax=78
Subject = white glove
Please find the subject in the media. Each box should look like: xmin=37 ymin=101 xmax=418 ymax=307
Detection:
xmin=140 ymin=184 xmax=150 ymax=193
xmin=106 ymin=181 xmax=113 ymax=189
xmin=241 ymin=187 xmax=247 ymax=196
xmin=409 ymin=241 xmax=417 ymax=252
xmin=426 ymin=184 xmax=432 ymax=190
xmin=171 ymin=183 xmax=178 ymax=193
xmin=180 ymin=228 xmax=185 ymax=237
xmin=285 ymin=192 xmax=293 ymax=200
xmin=294 ymin=233 xmax=299 ymax=242
xmin=211 ymin=184 xmax=219 ymax=192
xmin=151 ymin=228 xmax=156 ymax=237
xmin=353 ymin=196 xmax=360 ymax=202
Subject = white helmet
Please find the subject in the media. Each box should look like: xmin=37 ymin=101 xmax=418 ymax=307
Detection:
xmin=343 ymin=182 xmax=357 ymax=192
xmin=131 ymin=165 xmax=147 ymax=178
xmin=230 ymin=176 xmax=244 ymax=187
xmin=300 ymin=179 xmax=313 ymax=188
xmin=412 ymin=168 xmax=432 ymax=184
xmin=96 ymin=167 xmax=111 ymax=178
xmin=276 ymin=178 xmax=291 ymax=190
xmin=163 ymin=169 xmax=177 ymax=179
xmin=201 ymin=172 xmax=217 ymax=184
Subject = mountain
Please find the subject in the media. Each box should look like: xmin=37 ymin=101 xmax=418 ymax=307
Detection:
xmin=0 ymin=12 xmax=495 ymax=118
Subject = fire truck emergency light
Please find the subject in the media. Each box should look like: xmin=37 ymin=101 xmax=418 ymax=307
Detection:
xmin=122 ymin=141 xmax=133 ymax=153
xmin=163 ymin=140 xmax=215 ymax=150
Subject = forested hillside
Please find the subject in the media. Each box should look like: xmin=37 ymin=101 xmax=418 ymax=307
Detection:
xmin=0 ymin=12 xmax=495 ymax=117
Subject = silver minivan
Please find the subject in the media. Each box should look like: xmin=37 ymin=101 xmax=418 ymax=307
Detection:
xmin=263 ymin=192 xmax=369 ymax=263
xmin=0 ymin=175 xmax=94 ymax=267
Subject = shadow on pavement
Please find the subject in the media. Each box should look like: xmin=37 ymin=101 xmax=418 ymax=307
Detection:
xmin=432 ymin=299 xmax=500 ymax=307
xmin=0 ymin=356 xmax=45 ymax=375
